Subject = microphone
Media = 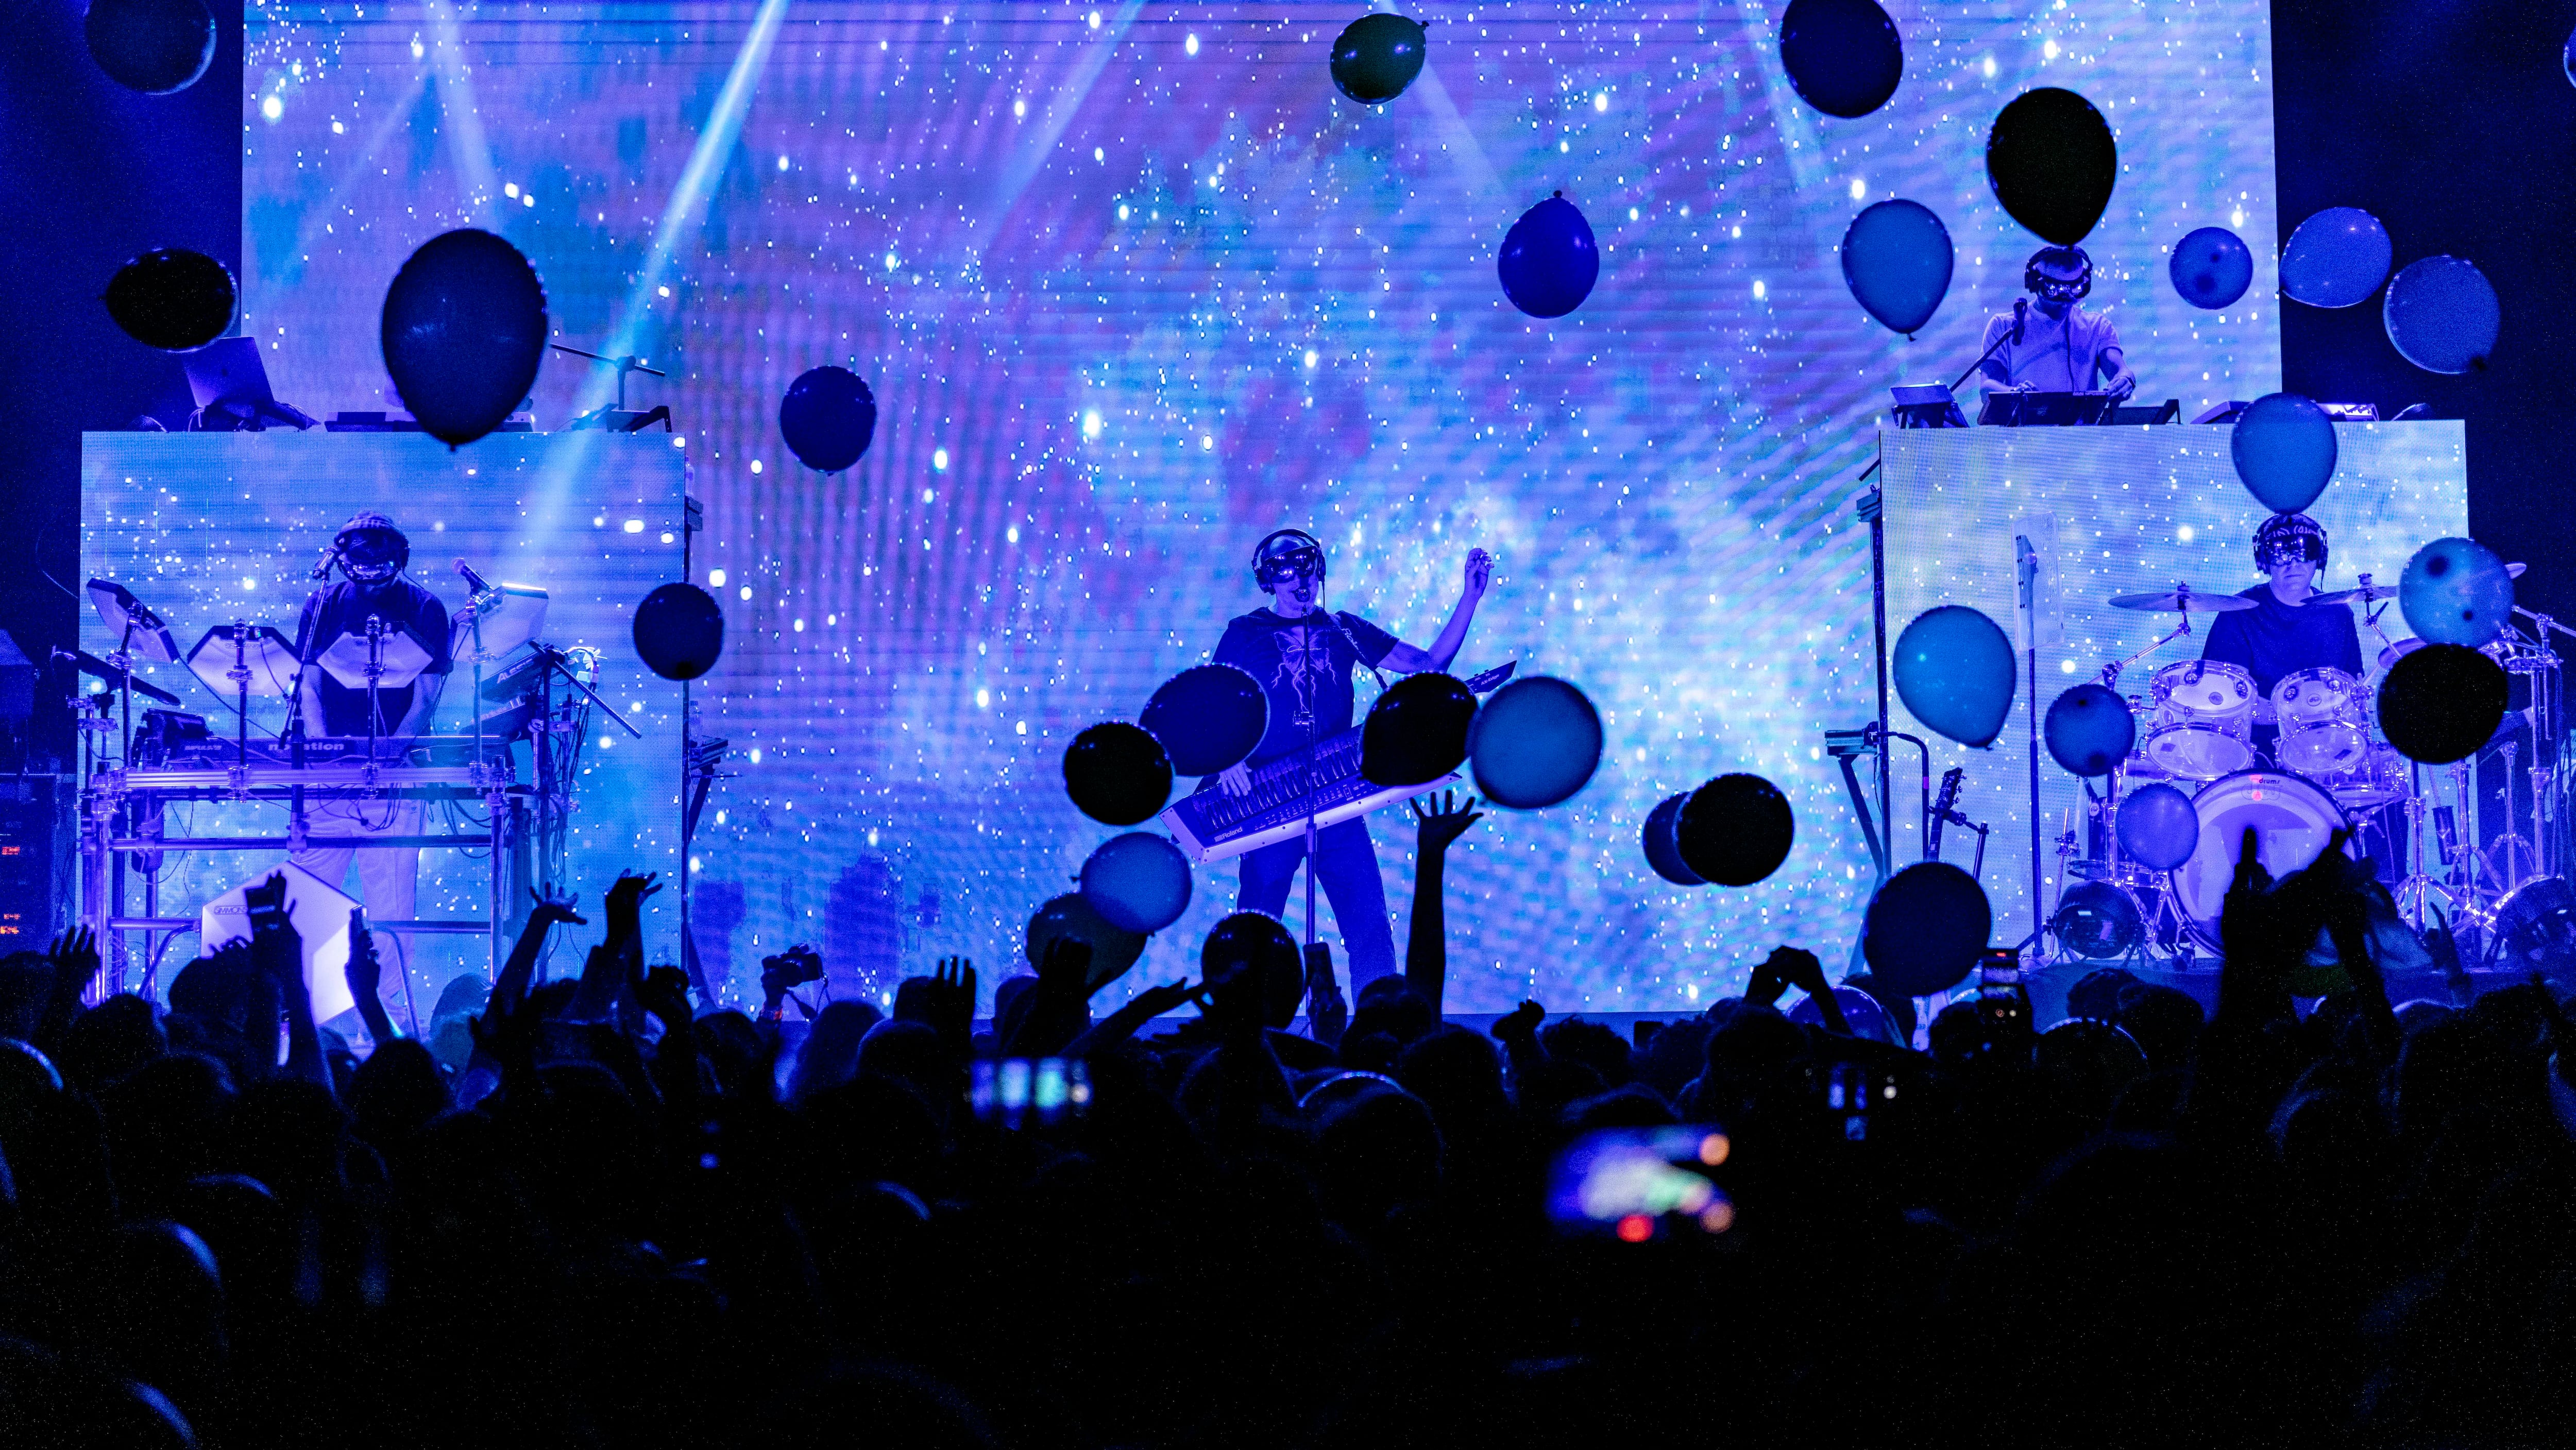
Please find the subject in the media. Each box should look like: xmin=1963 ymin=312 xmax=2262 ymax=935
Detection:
xmin=456 ymin=559 xmax=495 ymax=595
xmin=309 ymin=544 xmax=341 ymax=581
xmin=2011 ymin=297 xmax=2028 ymax=344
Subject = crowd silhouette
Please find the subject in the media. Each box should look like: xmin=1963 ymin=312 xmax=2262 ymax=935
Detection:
xmin=1 ymin=797 xmax=2571 ymax=1448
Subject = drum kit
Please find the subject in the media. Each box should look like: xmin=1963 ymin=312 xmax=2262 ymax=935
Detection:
xmin=2048 ymin=575 xmax=2573 ymax=971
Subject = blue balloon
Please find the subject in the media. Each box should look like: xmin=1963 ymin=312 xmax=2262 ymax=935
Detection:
xmin=1498 ymin=195 xmax=1599 ymax=319
xmin=1893 ymin=605 xmax=2016 ymax=749
xmin=2399 ymin=537 xmax=2514 ymax=650
xmin=2567 ymin=24 xmax=2576 ymax=89
xmin=1778 ymin=0 xmax=1903 ymax=119
xmin=2229 ymin=393 xmax=2338 ymax=514
xmin=1079 ymin=832 xmax=1194 ymax=934
xmin=2280 ymin=207 xmax=2392 ymax=308
xmin=1789 ymin=985 xmax=1897 ymax=1045
xmin=380 ymin=229 xmax=549 ymax=448
xmin=779 ymin=366 xmax=878 ymax=471
xmin=2043 ymin=683 xmax=2134 ymax=777
xmin=2114 ymin=782 xmax=2198 ymax=872
xmin=2169 ymin=226 xmax=2252 ymax=310
xmin=1862 ymin=861 xmax=1991 ymax=997
xmin=2383 ymin=256 xmax=2499 ymax=375
xmin=1642 ymin=793 xmax=1703 ymax=886
xmin=1839 ymin=199 xmax=1953 ymax=335
xmin=1467 ymin=676 xmax=1602 ymax=809
xmin=1140 ymin=663 xmax=1267 ymax=777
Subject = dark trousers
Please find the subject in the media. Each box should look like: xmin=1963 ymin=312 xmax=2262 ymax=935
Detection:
xmin=1236 ymin=815 xmax=1399 ymax=988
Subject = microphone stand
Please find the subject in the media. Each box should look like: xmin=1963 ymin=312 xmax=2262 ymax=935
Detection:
xmin=1949 ymin=300 xmax=2027 ymax=397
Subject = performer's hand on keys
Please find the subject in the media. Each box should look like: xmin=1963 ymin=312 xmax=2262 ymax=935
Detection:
xmin=1218 ymin=762 xmax=1253 ymax=796
xmin=1464 ymin=548 xmax=1493 ymax=599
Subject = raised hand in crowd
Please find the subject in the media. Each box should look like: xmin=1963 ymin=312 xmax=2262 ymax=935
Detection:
xmin=345 ymin=907 xmax=401 ymax=1047
xmin=1404 ymin=789 xmax=1484 ymax=1014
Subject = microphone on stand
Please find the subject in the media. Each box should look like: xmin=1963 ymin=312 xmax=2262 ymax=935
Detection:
xmin=2011 ymin=297 xmax=2028 ymax=344
xmin=456 ymin=559 xmax=496 ymax=595
xmin=309 ymin=544 xmax=342 ymax=581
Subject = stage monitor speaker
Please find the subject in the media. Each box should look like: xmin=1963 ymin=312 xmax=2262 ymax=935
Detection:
xmin=0 ymin=777 xmax=73 ymax=948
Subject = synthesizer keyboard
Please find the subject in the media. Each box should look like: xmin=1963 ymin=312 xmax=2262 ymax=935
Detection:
xmin=1157 ymin=660 xmax=1513 ymax=864
xmin=1159 ymin=725 xmax=1455 ymax=864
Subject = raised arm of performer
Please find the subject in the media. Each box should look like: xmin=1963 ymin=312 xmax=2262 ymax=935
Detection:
xmin=1380 ymin=549 xmax=1496 ymax=674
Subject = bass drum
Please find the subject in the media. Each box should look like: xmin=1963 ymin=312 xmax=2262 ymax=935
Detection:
xmin=2172 ymin=770 xmax=2357 ymax=954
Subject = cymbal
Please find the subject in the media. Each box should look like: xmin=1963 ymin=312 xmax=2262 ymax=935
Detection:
xmin=2309 ymin=582 xmax=2397 ymax=606
xmin=2509 ymin=561 xmax=2529 ymax=579
xmin=2107 ymin=588 xmax=2255 ymax=613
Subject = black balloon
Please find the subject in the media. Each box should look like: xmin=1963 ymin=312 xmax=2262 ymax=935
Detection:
xmin=1062 ymin=722 xmax=1173 ymax=826
xmin=1777 ymin=0 xmax=1904 ymax=119
xmin=2042 ymin=682 xmax=2136 ymax=777
xmin=103 ymin=248 xmax=234 ymax=351
xmin=1361 ymin=672 xmax=1477 ymax=788
xmin=1202 ymin=911 xmax=1303 ymax=1026
xmin=1026 ymin=893 xmax=1148 ymax=991
xmin=632 ymin=583 xmax=724 ymax=681
xmin=1140 ymin=663 xmax=1267 ymax=777
xmin=1862 ymin=861 xmax=1991 ymax=997
xmin=778 ymin=365 xmax=878 ymax=472
xmin=86 ymin=0 xmax=216 ymax=95
xmin=1329 ymin=13 xmax=1427 ymax=105
xmin=1497 ymin=195 xmax=1600 ymax=319
xmin=1985 ymin=87 xmax=2118 ymax=246
xmin=1642 ymin=792 xmax=1705 ymax=886
xmin=1675 ymin=774 xmax=1795 ymax=886
xmin=2378 ymin=644 xmax=2509 ymax=764
xmin=380 ymin=229 xmax=549 ymax=448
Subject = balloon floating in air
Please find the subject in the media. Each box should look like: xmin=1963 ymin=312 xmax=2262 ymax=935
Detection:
xmin=2399 ymin=537 xmax=2514 ymax=649
xmin=1862 ymin=861 xmax=1991 ymax=998
xmin=1893 ymin=605 xmax=2016 ymax=748
xmin=1840 ymin=199 xmax=1953 ymax=335
xmin=2383 ymin=256 xmax=2499 ymax=375
xmin=1139 ymin=663 xmax=1266 ymax=777
xmin=2378 ymin=645 xmax=2509 ymax=765
xmin=380 ymin=229 xmax=548 ymax=448
xmin=1026 ymin=893 xmax=1148 ymax=992
xmin=1329 ymin=12 xmax=1427 ymax=104
xmin=778 ymin=365 xmax=878 ymax=472
xmin=1642 ymin=793 xmax=1704 ymax=885
xmin=2115 ymin=783 xmax=2199 ymax=872
xmin=1063 ymin=722 xmax=1173 ymax=826
xmin=103 ymin=248 xmax=235 ymax=351
xmin=86 ymin=0 xmax=216 ymax=95
xmin=2279 ymin=207 xmax=2392 ymax=309
xmin=1079 ymin=832 xmax=1193 ymax=934
xmin=2567 ymin=24 xmax=2576 ymax=89
xmin=1202 ymin=911 xmax=1304 ymax=1025
xmin=1676 ymin=774 xmax=1796 ymax=886
xmin=2169 ymin=227 xmax=2253 ymax=311
xmin=1789 ymin=985 xmax=1898 ymax=1046
xmin=2230 ymin=393 xmax=2338 ymax=514
xmin=1777 ymin=0 xmax=1904 ymax=118
xmin=1467 ymin=676 xmax=1601 ymax=809
xmin=1362 ymin=672 xmax=1477 ymax=789
xmin=2044 ymin=683 xmax=2135 ymax=777
xmin=1985 ymin=87 xmax=2117 ymax=245
xmin=1497 ymin=194 xmax=1600 ymax=319
xmin=632 ymin=583 xmax=724 ymax=681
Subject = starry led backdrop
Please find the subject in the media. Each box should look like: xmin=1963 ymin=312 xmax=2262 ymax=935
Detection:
xmin=238 ymin=1 xmax=2279 ymax=1010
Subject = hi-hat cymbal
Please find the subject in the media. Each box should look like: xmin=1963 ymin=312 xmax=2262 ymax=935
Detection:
xmin=2509 ymin=561 xmax=2529 ymax=578
xmin=2107 ymin=588 xmax=2255 ymax=612
xmin=2309 ymin=582 xmax=2397 ymax=606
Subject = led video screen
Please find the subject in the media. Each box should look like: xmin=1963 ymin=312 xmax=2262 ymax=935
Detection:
xmin=234 ymin=1 xmax=2281 ymax=1010
xmin=81 ymin=433 xmax=687 ymax=1006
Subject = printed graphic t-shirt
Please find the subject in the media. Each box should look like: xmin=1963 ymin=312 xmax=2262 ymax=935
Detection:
xmin=1211 ymin=607 xmax=1399 ymax=767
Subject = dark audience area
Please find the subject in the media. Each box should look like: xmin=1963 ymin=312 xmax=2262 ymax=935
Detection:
xmin=3 ymin=810 xmax=2573 ymax=1449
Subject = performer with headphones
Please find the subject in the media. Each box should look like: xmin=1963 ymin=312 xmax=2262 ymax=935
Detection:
xmin=1210 ymin=529 xmax=1493 ymax=989
xmin=1978 ymin=244 xmax=2138 ymax=403
xmin=2199 ymin=511 xmax=2362 ymax=699
xmin=289 ymin=512 xmax=453 ymax=1009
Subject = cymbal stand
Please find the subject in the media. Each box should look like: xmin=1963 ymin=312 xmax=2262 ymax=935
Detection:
xmin=2392 ymin=778 xmax=2452 ymax=932
xmin=225 ymin=623 xmax=253 ymax=790
xmin=2096 ymin=605 xmax=2195 ymax=689
xmin=2486 ymin=739 xmax=2538 ymax=891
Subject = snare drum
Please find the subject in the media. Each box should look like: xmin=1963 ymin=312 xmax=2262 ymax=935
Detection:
xmin=2143 ymin=660 xmax=2257 ymax=780
xmin=2271 ymin=667 xmax=2370 ymax=775
xmin=2170 ymin=770 xmax=2355 ymax=954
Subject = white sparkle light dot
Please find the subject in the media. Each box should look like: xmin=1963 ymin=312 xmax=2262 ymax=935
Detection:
xmin=933 ymin=448 xmax=950 ymax=470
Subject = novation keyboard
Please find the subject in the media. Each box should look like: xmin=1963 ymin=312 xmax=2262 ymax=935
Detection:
xmin=1158 ymin=661 xmax=1514 ymax=864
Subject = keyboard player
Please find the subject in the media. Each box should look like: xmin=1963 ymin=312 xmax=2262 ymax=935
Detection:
xmin=1209 ymin=531 xmax=1492 ymax=988
xmin=289 ymin=512 xmax=452 ymax=1011
xmin=1978 ymin=244 xmax=2137 ymax=406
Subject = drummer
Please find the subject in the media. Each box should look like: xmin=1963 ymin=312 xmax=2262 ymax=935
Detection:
xmin=2199 ymin=513 xmax=2364 ymax=708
